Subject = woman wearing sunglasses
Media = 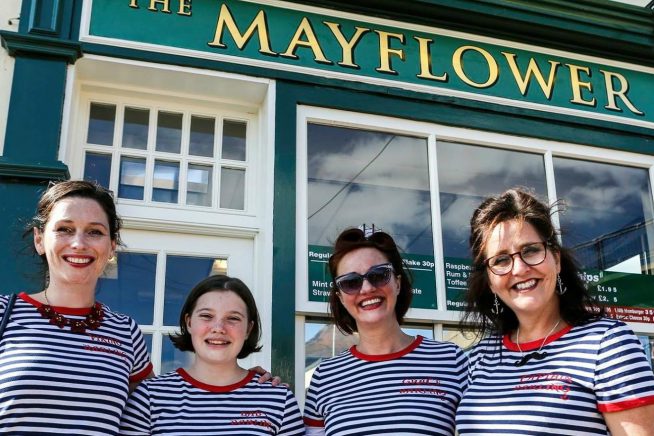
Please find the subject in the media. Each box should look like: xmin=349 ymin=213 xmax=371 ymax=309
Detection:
xmin=456 ymin=188 xmax=654 ymax=435
xmin=304 ymin=228 xmax=467 ymax=435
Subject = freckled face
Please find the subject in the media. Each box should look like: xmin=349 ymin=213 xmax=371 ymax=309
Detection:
xmin=336 ymin=248 xmax=400 ymax=330
xmin=186 ymin=290 xmax=253 ymax=365
xmin=485 ymin=220 xmax=560 ymax=318
xmin=33 ymin=198 xmax=115 ymax=290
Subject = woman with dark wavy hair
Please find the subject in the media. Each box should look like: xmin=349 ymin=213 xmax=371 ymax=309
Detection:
xmin=456 ymin=188 xmax=654 ymax=435
xmin=304 ymin=228 xmax=467 ymax=435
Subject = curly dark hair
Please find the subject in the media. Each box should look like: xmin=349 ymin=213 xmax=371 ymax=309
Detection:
xmin=328 ymin=228 xmax=413 ymax=334
xmin=169 ymin=275 xmax=262 ymax=359
xmin=461 ymin=188 xmax=603 ymax=338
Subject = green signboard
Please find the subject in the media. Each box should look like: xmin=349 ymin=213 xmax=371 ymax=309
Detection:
xmin=90 ymin=0 xmax=654 ymax=126
xmin=308 ymin=245 xmax=436 ymax=309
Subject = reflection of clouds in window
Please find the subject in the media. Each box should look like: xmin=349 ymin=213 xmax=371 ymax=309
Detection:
xmin=437 ymin=142 xmax=547 ymax=258
xmin=307 ymin=124 xmax=433 ymax=255
xmin=554 ymin=158 xmax=653 ymax=273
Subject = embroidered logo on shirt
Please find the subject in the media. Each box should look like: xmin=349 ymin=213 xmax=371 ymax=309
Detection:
xmin=399 ymin=378 xmax=446 ymax=397
xmin=513 ymin=373 xmax=573 ymax=400
xmin=232 ymin=410 xmax=272 ymax=428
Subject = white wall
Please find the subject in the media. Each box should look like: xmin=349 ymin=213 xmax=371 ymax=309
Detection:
xmin=0 ymin=0 xmax=21 ymax=156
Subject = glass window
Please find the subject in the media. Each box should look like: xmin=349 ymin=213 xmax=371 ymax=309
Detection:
xmin=96 ymin=252 xmax=157 ymax=325
xmin=187 ymin=164 xmax=212 ymax=207
xmin=122 ymin=107 xmax=149 ymax=150
xmin=222 ymin=120 xmax=246 ymax=161
xmin=306 ymin=123 xmax=435 ymax=308
xmin=162 ymin=255 xmax=228 ymax=325
xmin=156 ymin=111 xmax=183 ymax=154
xmin=189 ymin=116 xmax=215 ymax=157
xmin=437 ymin=142 xmax=547 ymax=310
xmin=87 ymin=103 xmax=115 ymax=146
xmin=118 ymin=156 xmax=146 ymax=200
xmin=153 ymin=160 xmax=179 ymax=203
xmin=554 ymin=158 xmax=654 ymax=322
xmin=83 ymin=152 xmax=111 ymax=188
xmin=161 ymin=338 xmax=193 ymax=374
xmin=220 ymin=167 xmax=245 ymax=210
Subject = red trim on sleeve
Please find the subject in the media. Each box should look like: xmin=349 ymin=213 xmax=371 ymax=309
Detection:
xmin=303 ymin=417 xmax=325 ymax=427
xmin=129 ymin=362 xmax=153 ymax=383
xmin=598 ymin=395 xmax=654 ymax=413
xmin=350 ymin=335 xmax=423 ymax=361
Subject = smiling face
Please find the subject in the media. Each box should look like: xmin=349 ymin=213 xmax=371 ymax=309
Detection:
xmin=485 ymin=219 xmax=561 ymax=319
xmin=336 ymin=247 xmax=401 ymax=331
xmin=33 ymin=197 xmax=116 ymax=292
xmin=186 ymin=290 xmax=253 ymax=367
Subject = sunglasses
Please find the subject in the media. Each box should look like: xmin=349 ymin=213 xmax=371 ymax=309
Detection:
xmin=334 ymin=263 xmax=395 ymax=295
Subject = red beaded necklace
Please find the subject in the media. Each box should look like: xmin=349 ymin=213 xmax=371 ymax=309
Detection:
xmin=37 ymin=290 xmax=104 ymax=333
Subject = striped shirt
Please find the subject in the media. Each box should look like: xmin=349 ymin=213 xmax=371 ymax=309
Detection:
xmin=304 ymin=335 xmax=468 ymax=435
xmin=456 ymin=318 xmax=654 ymax=435
xmin=0 ymin=292 xmax=153 ymax=435
xmin=120 ymin=368 xmax=305 ymax=435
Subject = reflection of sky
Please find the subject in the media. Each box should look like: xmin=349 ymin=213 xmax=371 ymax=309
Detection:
xmin=437 ymin=142 xmax=547 ymax=258
xmin=307 ymin=124 xmax=433 ymax=255
xmin=554 ymin=158 xmax=653 ymax=272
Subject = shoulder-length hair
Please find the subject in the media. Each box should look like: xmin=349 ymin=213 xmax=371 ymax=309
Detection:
xmin=461 ymin=188 xmax=603 ymax=338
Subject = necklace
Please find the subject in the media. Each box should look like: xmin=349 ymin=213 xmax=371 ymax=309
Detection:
xmin=514 ymin=319 xmax=561 ymax=367
xmin=37 ymin=289 xmax=104 ymax=333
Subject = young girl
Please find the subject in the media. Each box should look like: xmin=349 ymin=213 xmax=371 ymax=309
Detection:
xmin=120 ymin=275 xmax=304 ymax=435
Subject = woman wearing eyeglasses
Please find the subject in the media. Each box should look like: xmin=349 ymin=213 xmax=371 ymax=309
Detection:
xmin=304 ymin=228 xmax=467 ymax=435
xmin=456 ymin=188 xmax=654 ymax=435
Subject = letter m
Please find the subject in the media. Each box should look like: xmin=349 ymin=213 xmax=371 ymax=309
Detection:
xmin=208 ymin=4 xmax=276 ymax=55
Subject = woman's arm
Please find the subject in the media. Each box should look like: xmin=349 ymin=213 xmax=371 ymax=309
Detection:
xmin=604 ymin=404 xmax=654 ymax=436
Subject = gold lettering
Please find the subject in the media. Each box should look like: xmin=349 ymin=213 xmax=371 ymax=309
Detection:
xmin=415 ymin=36 xmax=447 ymax=81
xmin=323 ymin=22 xmax=369 ymax=68
xmin=567 ymin=64 xmax=596 ymax=106
xmin=148 ymin=0 xmax=171 ymax=13
xmin=281 ymin=17 xmax=330 ymax=63
xmin=452 ymin=45 xmax=498 ymax=88
xmin=129 ymin=0 xmax=139 ymax=8
xmin=502 ymin=52 xmax=559 ymax=99
xmin=600 ymin=70 xmax=643 ymax=115
xmin=208 ymin=4 xmax=276 ymax=56
xmin=178 ymin=0 xmax=191 ymax=16
xmin=375 ymin=30 xmax=405 ymax=74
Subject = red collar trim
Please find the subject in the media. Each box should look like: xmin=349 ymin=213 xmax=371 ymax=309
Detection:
xmin=177 ymin=368 xmax=255 ymax=392
xmin=351 ymin=335 xmax=423 ymax=361
xmin=503 ymin=325 xmax=572 ymax=351
xmin=20 ymin=292 xmax=97 ymax=316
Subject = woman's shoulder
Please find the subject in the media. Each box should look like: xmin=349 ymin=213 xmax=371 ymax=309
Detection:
xmin=418 ymin=336 xmax=466 ymax=354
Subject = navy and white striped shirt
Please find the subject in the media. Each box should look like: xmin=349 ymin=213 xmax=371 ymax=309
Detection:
xmin=120 ymin=369 xmax=305 ymax=435
xmin=456 ymin=318 xmax=654 ymax=435
xmin=304 ymin=335 xmax=468 ymax=435
xmin=0 ymin=292 xmax=153 ymax=435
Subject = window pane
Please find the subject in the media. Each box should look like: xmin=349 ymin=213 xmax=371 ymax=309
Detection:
xmin=156 ymin=111 xmax=182 ymax=153
xmin=222 ymin=120 xmax=246 ymax=161
xmin=96 ymin=252 xmax=156 ymax=325
xmin=554 ymin=158 xmax=654 ymax=322
xmin=189 ymin=116 xmax=215 ymax=157
xmin=87 ymin=103 xmax=115 ymax=146
xmin=220 ymin=167 xmax=245 ymax=210
xmin=84 ymin=152 xmax=111 ymax=189
xmin=118 ymin=156 xmax=146 ymax=200
xmin=186 ymin=164 xmax=212 ymax=207
xmin=306 ymin=124 xmax=435 ymax=308
xmin=437 ymin=142 xmax=547 ymax=310
xmin=153 ymin=160 xmax=179 ymax=203
xmin=162 ymin=255 xmax=227 ymax=325
xmin=161 ymin=338 xmax=193 ymax=374
xmin=122 ymin=107 xmax=149 ymax=150
xmin=304 ymin=321 xmax=357 ymax=390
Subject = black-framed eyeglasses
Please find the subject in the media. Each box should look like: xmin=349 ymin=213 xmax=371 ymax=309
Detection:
xmin=485 ymin=242 xmax=548 ymax=276
xmin=334 ymin=263 xmax=394 ymax=295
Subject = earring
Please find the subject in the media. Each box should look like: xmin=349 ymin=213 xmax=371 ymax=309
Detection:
xmin=491 ymin=293 xmax=503 ymax=315
xmin=557 ymin=274 xmax=567 ymax=295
